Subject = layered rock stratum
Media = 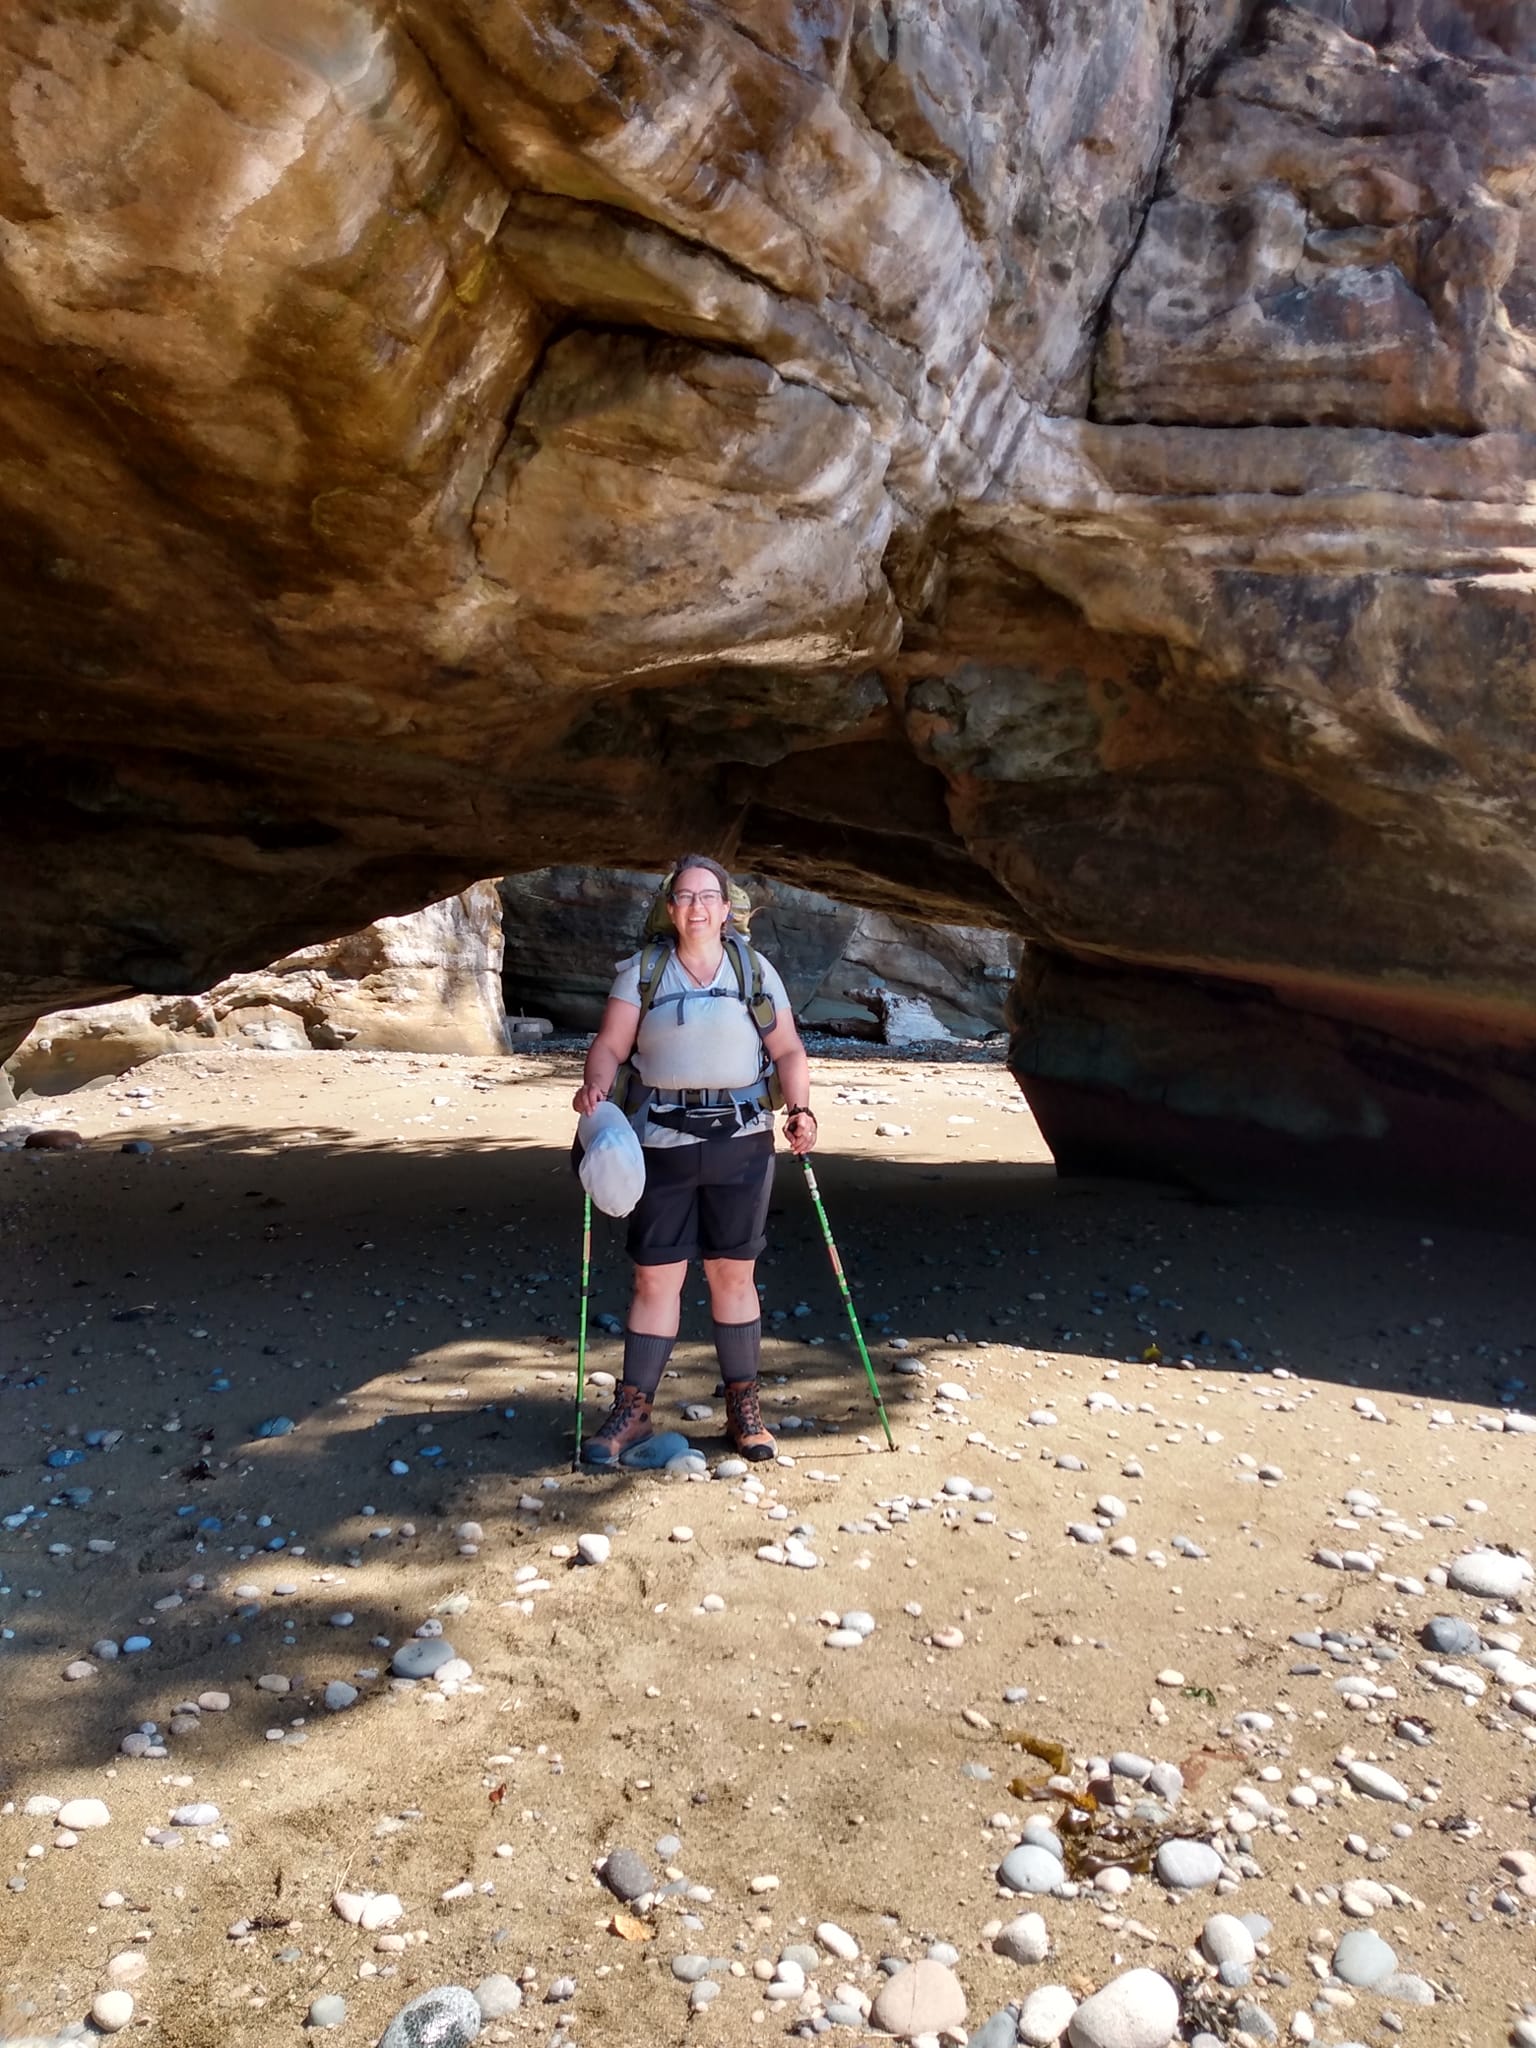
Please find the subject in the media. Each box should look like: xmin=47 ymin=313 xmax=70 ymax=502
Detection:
xmin=3 ymin=0 xmax=1535 ymax=1203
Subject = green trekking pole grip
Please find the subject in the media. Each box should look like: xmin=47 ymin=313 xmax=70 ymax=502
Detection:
xmin=573 ymin=1191 xmax=592 ymax=1470
xmin=799 ymin=1156 xmax=895 ymax=1451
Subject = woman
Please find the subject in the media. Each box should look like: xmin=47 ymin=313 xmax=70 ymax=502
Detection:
xmin=572 ymin=856 xmax=816 ymax=1465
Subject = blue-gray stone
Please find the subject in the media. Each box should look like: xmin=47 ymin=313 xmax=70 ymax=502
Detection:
xmin=619 ymin=1431 xmax=692 ymax=1469
xmin=998 ymin=1843 xmax=1065 ymax=1894
xmin=256 ymin=1416 xmax=296 ymax=1438
xmin=671 ymin=1957 xmax=720 ymax=1984
xmin=1422 ymin=1616 xmax=1480 ymax=1656
xmin=1332 ymin=1930 xmax=1397 ymax=1989
xmin=1239 ymin=1915 xmax=1273 ymax=1941
xmin=654 ymin=1834 xmax=682 ymax=1860
xmin=823 ymin=2003 xmax=863 ymax=2028
xmin=308 ymin=1996 xmax=347 ymax=2029
xmin=1218 ymin=1962 xmax=1252 ymax=1989
xmin=600 ymin=1847 xmax=654 ymax=1901
xmin=1234 ymin=1998 xmax=1274 ymax=2038
xmin=379 ymin=1987 xmax=481 ymax=2048
xmin=967 ymin=2010 xmax=1021 ymax=2048
xmin=390 ymin=1638 xmax=456 ymax=1680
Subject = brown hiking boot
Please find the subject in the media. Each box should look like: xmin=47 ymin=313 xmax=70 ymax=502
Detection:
xmin=724 ymin=1379 xmax=776 ymax=1462
xmin=583 ymin=1383 xmax=654 ymax=1466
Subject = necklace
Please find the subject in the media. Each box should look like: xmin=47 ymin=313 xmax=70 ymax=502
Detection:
xmin=678 ymin=947 xmax=723 ymax=989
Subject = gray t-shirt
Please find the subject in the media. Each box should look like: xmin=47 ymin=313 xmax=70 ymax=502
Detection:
xmin=610 ymin=943 xmax=789 ymax=1147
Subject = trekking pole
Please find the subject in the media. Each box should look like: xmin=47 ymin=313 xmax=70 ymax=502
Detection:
xmin=798 ymin=1157 xmax=895 ymax=1451
xmin=572 ymin=1191 xmax=593 ymax=1470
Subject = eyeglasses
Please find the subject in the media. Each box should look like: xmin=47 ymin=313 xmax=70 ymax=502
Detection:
xmin=669 ymin=889 xmax=724 ymax=907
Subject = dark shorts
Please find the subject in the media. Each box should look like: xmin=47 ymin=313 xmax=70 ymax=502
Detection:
xmin=627 ymin=1131 xmax=775 ymax=1266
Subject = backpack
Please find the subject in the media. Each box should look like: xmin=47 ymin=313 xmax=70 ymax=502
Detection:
xmin=609 ymin=911 xmax=786 ymax=1118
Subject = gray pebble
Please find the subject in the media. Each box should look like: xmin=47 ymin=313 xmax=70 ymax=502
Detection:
xmin=1110 ymin=1752 xmax=1154 ymax=1781
xmin=968 ymin=2011 xmax=1022 ymax=2048
xmin=600 ymin=1846 xmax=654 ymax=1902
xmin=169 ymin=1803 xmax=219 ymax=1827
xmin=378 ymin=1986 xmax=482 ymax=2048
xmin=1422 ymin=1616 xmax=1480 ymax=1656
xmin=1155 ymin=1839 xmax=1223 ymax=1890
xmin=1146 ymin=1762 xmax=1185 ymax=1804
xmin=308 ymin=1996 xmax=347 ymax=2030
xmin=1332 ymin=1929 xmax=1397 ymax=1989
xmin=998 ymin=1842 xmax=1065 ymax=1894
xmin=689 ymin=1982 xmax=719 ymax=2013
xmin=389 ymin=1639 xmax=457 ymax=1681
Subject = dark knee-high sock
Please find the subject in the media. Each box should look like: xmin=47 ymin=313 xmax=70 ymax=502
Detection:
xmin=621 ymin=1329 xmax=675 ymax=1398
xmin=713 ymin=1317 xmax=762 ymax=1386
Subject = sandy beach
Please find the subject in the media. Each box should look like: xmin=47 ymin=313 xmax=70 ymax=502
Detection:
xmin=3 ymin=1045 xmax=1535 ymax=2048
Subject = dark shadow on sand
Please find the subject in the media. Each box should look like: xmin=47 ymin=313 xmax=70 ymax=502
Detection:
xmin=2 ymin=1120 xmax=1532 ymax=1779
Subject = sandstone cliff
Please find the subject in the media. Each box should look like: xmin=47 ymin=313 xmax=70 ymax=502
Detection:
xmin=2 ymin=0 xmax=1535 ymax=1204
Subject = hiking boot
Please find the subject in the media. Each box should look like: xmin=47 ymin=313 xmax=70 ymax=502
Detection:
xmin=724 ymin=1379 xmax=776 ymax=1462
xmin=583 ymin=1383 xmax=654 ymax=1466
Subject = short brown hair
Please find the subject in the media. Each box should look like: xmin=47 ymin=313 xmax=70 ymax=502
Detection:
xmin=667 ymin=856 xmax=745 ymax=929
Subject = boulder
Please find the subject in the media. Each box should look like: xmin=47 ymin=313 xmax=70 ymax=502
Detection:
xmin=7 ymin=889 xmax=506 ymax=1092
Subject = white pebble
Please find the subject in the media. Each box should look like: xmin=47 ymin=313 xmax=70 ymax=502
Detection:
xmin=817 ymin=1922 xmax=859 ymax=1961
xmin=1020 ymin=1985 xmax=1078 ymax=2045
xmin=57 ymin=1799 xmax=111 ymax=1831
xmin=91 ymin=1991 xmax=134 ymax=2033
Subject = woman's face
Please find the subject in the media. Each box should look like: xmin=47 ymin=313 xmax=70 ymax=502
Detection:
xmin=668 ymin=866 xmax=731 ymax=946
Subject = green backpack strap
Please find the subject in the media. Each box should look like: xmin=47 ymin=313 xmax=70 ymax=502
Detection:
xmin=608 ymin=939 xmax=670 ymax=1116
xmin=727 ymin=933 xmax=785 ymax=1111
xmin=635 ymin=937 xmax=671 ymax=1022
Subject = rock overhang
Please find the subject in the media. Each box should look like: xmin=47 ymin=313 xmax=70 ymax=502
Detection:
xmin=3 ymin=0 xmax=1536 ymax=1208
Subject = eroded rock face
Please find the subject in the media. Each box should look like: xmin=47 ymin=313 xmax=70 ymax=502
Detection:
xmin=2 ymin=0 xmax=1535 ymax=1203
xmin=499 ymin=869 xmax=1017 ymax=1034
xmin=7 ymin=888 xmax=507 ymax=1094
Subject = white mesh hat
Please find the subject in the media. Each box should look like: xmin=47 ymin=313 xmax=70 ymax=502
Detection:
xmin=575 ymin=1101 xmax=646 ymax=1217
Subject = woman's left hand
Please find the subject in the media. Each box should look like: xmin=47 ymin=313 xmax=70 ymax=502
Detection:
xmin=783 ymin=1107 xmax=817 ymax=1157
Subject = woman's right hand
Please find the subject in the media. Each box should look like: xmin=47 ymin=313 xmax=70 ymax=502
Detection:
xmin=572 ymin=1081 xmax=607 ymax=1117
